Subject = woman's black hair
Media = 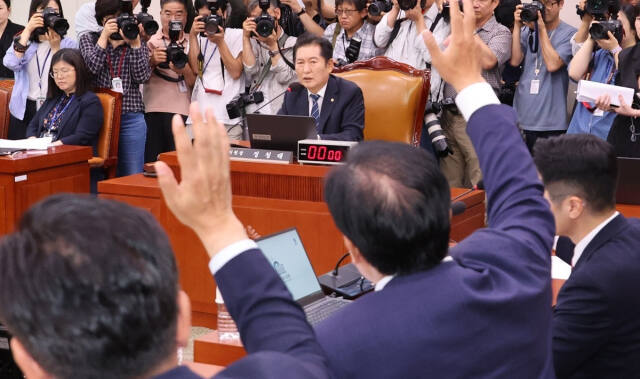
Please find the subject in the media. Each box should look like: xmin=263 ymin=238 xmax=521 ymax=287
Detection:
xmin=621 ymin=4 xmax=639 ymax=41
xmin=47 ymin=49 xmax=93 ymax=99
xmin=28 ymin=0 xmax=63 ymax=18
xmin=1 ymin=0 xmax=11 ymax=8
xmin=161 ymin=0 xmax=196 ymax=33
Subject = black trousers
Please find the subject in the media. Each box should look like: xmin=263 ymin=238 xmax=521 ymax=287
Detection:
xmin=144 ymin=112 xmax=188 ymax=163
xmin=523 ymin=130 xmax=566 ymax=154
xmin=8 ymin=100 xmax=37 ymax=140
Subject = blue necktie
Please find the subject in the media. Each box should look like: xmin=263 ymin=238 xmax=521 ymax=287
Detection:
xmin=310 ymin=93 xmax=321 ymax=133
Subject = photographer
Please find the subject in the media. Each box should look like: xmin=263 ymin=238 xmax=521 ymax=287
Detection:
xmin=278 ymin=0 xmax=328 ymax=37
xmin=567 ymin=1 xmax=637 ymax=140
xmin=3 ymin=0 xmax=75 ymax=140
xmin=242 ymin=0 xmax=297 ymax=114
xmin=323 ymin=0 xmax=380 ymax=65
xmin=79 ymin=0 xmax=152 ymax=176
xmin=189 ymin=0 xmax=245 ymax=140
xmin=144 ymin=0 xmax=196 ymax=163
xmin=511 ymin=0 xmax=576 ymax=152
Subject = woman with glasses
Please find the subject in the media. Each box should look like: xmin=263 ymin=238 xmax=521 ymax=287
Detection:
xmin=26 ymin=48 xmax=103 ymax=148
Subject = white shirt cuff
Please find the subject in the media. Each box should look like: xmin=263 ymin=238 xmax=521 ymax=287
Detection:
xmin=455 ymin=82 xmax=500 ymax=121
xmin=208 ymin=239 xmax=259 ymax=275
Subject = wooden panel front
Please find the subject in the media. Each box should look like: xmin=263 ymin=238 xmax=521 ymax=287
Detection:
xmin=0 ymin=174 xmax=14 ymax=235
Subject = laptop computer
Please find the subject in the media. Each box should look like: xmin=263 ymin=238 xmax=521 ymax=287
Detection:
xmin=246 ymin=114 xmax=317 ymax=154
xmin=616 ymin=157 xmax=640 ymax=205
xmin=256 ymin=228 xmax=351 ymax=326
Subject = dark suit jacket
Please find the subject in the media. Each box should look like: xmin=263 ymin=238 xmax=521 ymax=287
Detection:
xmin=152 ymin=249 xmax=330 ymax=379
xmin=315 ymin=104 xmax=557 ymax=378
xmin=0 ymin=20 xmax=24 ymax=79
xmin=278 ymin=74 xmax=364 ymax=141
xmin=26 ymin=91 xmax=103 ymax=148
xmin=553 ymin=215 xmax=640 ymax=379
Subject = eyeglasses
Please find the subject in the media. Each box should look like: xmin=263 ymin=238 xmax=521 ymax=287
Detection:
xmin=335 ymin=9 xmax=359 ymax=16
xmin=49 ymin=68 xmax=75 ymax=78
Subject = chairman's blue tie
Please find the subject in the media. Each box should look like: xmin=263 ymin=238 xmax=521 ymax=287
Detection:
xmin=310 ymin=93 xmax=321 ymax=133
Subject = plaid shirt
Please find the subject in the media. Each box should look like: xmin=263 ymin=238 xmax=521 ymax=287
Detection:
xmin=324 ymin=21 xmax=381 ymax=65
xmin=79 ymin=33 xmax=151 ymax=113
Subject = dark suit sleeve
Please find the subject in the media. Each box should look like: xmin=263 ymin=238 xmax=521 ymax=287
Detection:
xmin=60 ymin=94 xmax=104 ymax=146
xmin=25 ymin=110 xmax=40 ymax=138
xmin=553 ymin=271 xmax=611 ymax=378
xmin=214 ymin=249 xmax=330 ymax=379
xmin=320 ymin=85 xmax=364 ymax=141
xmin=277 ymin=93 xmax=289 ymax=115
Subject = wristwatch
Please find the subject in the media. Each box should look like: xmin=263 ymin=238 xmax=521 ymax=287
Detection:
xmin=13 ymin=36 xmax=29 ymax=53
xmin=296 ymin=8 xmax=306 ymax=16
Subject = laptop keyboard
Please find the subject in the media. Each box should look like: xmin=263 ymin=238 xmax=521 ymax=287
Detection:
xmin=304 ymin=297 xmax=351 ymax=326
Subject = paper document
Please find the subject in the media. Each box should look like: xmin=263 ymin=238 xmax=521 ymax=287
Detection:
xmin=0 ymin=137 xmax=52 ymax=150
xmin=576 ymin=80 xmax=634 ymax=107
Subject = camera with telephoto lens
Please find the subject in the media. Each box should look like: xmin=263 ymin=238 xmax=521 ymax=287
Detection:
xmin=136 ymin=0 xmax=159 ymax=36
xmin=33 ymin=7 xmax=69 ymax=38
xmin=254 ymin=0 xmax=276 ymax=38
xmin=424 ymin=101 xmax=453 ymax=158
xmin=345 ymin=37 xmax=361 ymax=63
xmin=576 ymin=0 xmax=619 ymax=18
xmin=368 ymin=0 xmax=392 ymax=16
xmin=442 ymin=0 xmax=463 ymax=21
xmin=202 ymin=0 xmax=226 ymax=37
xmin=227 ymin=90 xmax=265 ymax=119
xmin=520 ymin=1 xmax=545 ymax=22
xmin=589 ymin=19 xmax=623 ymax=41
xmin=160 ymin=20 xmax=188 ymax=69
xmin=111 ymin=0 xmax=139 ymax=40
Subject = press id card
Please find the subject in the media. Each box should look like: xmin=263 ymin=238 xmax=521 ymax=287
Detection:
xmin=178 ymin=80 xmax=188 ymax=93
xmin=112 ymin=77 xmax=124 ymax=93
xmin=36 ymin=96 xmax=46 ymax=110
xmin=530 ymin=79 xmax=540 ymax=95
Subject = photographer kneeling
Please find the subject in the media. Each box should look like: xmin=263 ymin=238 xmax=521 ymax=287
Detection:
xmin=144 ymin=0 xmax=196 ymax=163
xmin=567 ymin=0 xmax=636 ymax=140
xmin=241 ymin=0 xmax=297 ymax=115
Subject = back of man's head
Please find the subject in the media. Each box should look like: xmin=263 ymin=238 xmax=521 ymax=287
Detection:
xmin=533 ymin=134 xmax=618 ymax=213
xmin=324 ymin=141 xmax=451 ymax=276
xmin=0 ymin=194 xmax=179 ymax=379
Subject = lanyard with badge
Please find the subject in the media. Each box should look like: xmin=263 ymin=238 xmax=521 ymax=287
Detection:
xmin=198 ymin=38 xmax=224 ymax=95
xmin=36 ymin=48 xmax=52 ymax=110
xmin=107 ymin=46 xmax=128 ymax=93
xmin=529 ymin=28 xmax=556 ymax=96
xmin=42 ymin=95 xmax=74 ymax=138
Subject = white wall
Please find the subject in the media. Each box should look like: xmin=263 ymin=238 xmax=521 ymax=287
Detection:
xmin=8 ymin=0 xmax=583 ymax=39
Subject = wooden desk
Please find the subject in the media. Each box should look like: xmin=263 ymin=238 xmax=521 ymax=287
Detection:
xmin=99 ymin=158 xmax=485 ymax=329
xmin=0 ymin=146 xmax=92 ymax=234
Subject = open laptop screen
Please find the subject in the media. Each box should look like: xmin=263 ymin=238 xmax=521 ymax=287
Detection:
xmin=256 ymin=228 xmax=322 ymax=301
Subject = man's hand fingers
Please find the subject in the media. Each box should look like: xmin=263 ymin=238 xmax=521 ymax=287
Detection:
xmin=462 ymin=0 xmax=475 ymax=38
xmin=423 ymin=30 xmax=445 ymax=68
xmin=172 ymin=111 xmax=196 ymax=182
xmin=155 ymin=161 xmax=180 ymax=212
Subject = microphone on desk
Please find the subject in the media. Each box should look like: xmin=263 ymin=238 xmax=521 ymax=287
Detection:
xmin=250 ymin=82 xmax=302 ymax=114
xmin=451 ymin=201 xmax=466 ymax=216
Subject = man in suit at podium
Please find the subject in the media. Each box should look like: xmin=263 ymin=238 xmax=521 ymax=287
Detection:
xmin=313 ymin=1 xmax=557 ymax=377
xmin=0 ymin=106 xmax=330 ymax=378
xmin=533 ymin=135 xmax=640 ymax=379
xmin=278 ymin=33 xmax=365 ymax=141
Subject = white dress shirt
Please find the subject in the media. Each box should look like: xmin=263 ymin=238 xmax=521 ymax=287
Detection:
xmin=455 ymin=82 xmax=501 ymax=121
xmin=208 ymin=239 xmax=260 ymax=274
xmin=307 ymin=82 xmax=328 ymax=116
xmin=571 ymin=211 xmax=620 ymax=266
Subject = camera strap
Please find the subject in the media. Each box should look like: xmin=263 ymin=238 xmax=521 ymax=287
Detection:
xmin=36 ymin=47 xmax=52 ymax=96
xmin=154 ymin=68 xmax=185 ymax=83
xmin=331 ymin=24 xmax=342 ymax=47
xmin=252 ymin=33 xmax=290 ymax=92
xmin=384 ymin=18 xmax=408 ymax=49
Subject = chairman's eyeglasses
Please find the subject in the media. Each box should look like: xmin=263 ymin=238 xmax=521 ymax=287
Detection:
xmin=50 ymin=68 xmax=75 ymax=78
xmin=335 ymin=9 xmax=359 ymax=16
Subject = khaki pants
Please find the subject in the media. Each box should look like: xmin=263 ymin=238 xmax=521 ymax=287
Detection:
xmin=439 ymin=108 xmax=482 ymax=188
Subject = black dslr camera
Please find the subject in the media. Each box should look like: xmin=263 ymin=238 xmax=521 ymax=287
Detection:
xmin=137 ymin=0 xmax=159 ymax=36
xmin=161 ymin=20 xmax=188 ymax=69
xmin=520 ymin=1 xmax=545 ymax=22
xmin=202 ymin=0 xmax=226 ymax=36
xmin=576 ymin=0 xmax=619 ymax=18
xmin=112 ymin=0 xmax=139 ymax=40
xmin=33 ymin=7 xmax=69 ymax=38
xmin=442 ymin=0 xmax=463 ymax=22
xmin=589 ymin=20 xmax=623 ymax=41
xmin=227 ymin=90 xmax=264 ymax=119
xmin=254 ymin=0 xmax=276 ymax=37
xmin=398 ymin=0 xmax=417 ymax=11
xmin=424 ymin=101 xmax=453 ymax=158
xmin=345 ymin=37 xmax=361 ymax=63
xmin=368 ymin=0 xmax=392 ymax=16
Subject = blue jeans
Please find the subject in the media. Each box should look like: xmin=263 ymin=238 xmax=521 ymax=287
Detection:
xmin=117 ymin=112 xmax=147 ymax=177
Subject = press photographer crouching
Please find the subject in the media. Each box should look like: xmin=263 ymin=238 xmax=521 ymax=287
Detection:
xmin=567 ymin=0 xmax=636 ymax=140
xmin=241 ymin=0 xmax=297 ymax=115
xmin=144 ymin=0 xmax=196 ymax=163
xmin=189 ymin=0 xmax=246 ymax=140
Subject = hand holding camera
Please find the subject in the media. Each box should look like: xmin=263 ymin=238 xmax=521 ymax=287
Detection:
xmin=151 ymin=47 xmax=168 ymax=67
xmin=24 ymin=12 xmax=45 ymax=38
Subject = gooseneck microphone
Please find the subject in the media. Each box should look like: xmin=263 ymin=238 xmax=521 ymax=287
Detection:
xmin=251 ymin=82 xmax=302 ymax=114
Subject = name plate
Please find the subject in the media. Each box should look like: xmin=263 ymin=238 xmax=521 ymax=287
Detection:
xmin=229 ymin=147 xmax=293 ymax=164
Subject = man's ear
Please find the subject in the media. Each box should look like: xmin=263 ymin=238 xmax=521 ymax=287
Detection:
xmin=10 ymin=337 xmax=52 ymax=379
xmin=327 ymin=58 xmax=335 ymax=71
xmin=343 ymin=236 xmax=363 ymax=264
xmin=176 ymin=290 xmax=192 ymax=349
xmin=566 ymin=195 xmax=585 ymax=220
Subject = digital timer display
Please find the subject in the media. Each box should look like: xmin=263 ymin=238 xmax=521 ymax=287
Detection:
xmin=297 ymin=140 xmax=357 ymax=165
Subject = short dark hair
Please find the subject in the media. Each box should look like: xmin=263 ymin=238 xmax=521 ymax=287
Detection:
xmin=324 ymin=141 xmax=451 ymax=276
xmin=47 ymin=49 xmax=93 ymax=98
xmin=293 ymin=33 xmax=333 ymax=62
xmin=0 ymin=194 xmax=180 ymax=379
xmin=95 ymin=0 xmax=122 ymax=26
xmin=248 ymin=0 xmax=280 ymax=12
xmin=533 ymin=134 xmax=618 ymax=213
xmin=28 ymin=0 xmax=64 ymax=18
xmin=336 ymin=0 xmax=367 ymax=12
xmin=621 ymin=4 xmax=639 ymax=41
xmin=161 ymin=0 xmax=197 ymax=33
xmin=1 ymin=0 xmax=11 ymax=8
